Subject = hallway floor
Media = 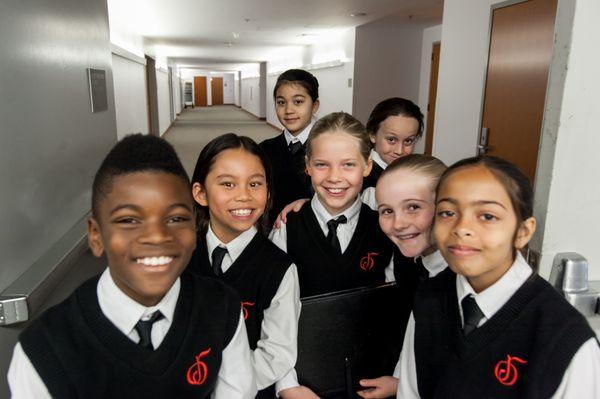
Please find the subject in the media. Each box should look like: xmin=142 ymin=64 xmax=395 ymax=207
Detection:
xmin=163 ymin=105 xmax=280 ymax=176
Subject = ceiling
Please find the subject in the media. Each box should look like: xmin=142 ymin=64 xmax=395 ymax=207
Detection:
xmin=107 ymin=0 xmax=443 ymax=69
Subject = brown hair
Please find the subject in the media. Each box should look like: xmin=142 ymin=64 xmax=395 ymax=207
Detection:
xmin=366 ymin=97 xmax=424 ymax=139
xmin=305 ymin=112 xmax=371 ymax=162
xmin=380 ymin=154 xmax=447 ymax=193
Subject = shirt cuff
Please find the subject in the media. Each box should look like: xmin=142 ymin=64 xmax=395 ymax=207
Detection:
xmin=275 ymin=368 xmax=299 ymax=397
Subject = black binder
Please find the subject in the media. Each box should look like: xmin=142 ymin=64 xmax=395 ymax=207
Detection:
xmin=296 ymin=283 xmax=409 ymax=398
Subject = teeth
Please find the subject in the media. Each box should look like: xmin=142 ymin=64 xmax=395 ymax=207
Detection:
xmin=231 ymin=209 xmax=252 ymax=216
xmin=327 ymin=188 xmax=344 ymax=194
xmin=399 ymin=233 xmax=419 ymax=240
xmin=136 ymin=256 xmax=173 ymax=266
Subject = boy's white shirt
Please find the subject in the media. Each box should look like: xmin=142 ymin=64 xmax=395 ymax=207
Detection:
xmin=283 ymin=122 xmax=313 ymax=146
xmin=206 ymin=225 xmax=301 ymax=391
xmin=359 ymin=150 xmax=388 ymax=211
xmin=395 ymin=252 xmax=600 ymax=398
xmin=8 ymin=269 xmax=257 ymax=399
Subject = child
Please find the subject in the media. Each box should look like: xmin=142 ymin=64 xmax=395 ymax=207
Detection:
xmin=7 ymin=134 xmax=256 ymax=399
xmin=187 ymin=133 xmax=302 ymax=399
xmin=260 ymin=69 xmax=320 ymax=226
xmin=362 ymin=97 xmax=424 ymax=209
xmin=357 ymin=154 xmax=448 ymax=399
xmin=397 ymin=156 xmax=600 ymax=398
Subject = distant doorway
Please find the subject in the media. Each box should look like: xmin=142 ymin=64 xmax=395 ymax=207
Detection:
xmin=211 ymin=77 xmax=224 ymax=105
xmin=194 ymin=76 xmax=208 ymax=106
xmin=479 ymin=0 xmax=558 ymax=183
xmin=425 ymin=42 xmax=441 ymax=156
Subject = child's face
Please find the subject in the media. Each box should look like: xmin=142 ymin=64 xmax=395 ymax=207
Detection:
xmin=87 ymin=172 xmax=196 ymax=307
xmin=376 ymin=169 xmax=436 ymax=258
xmin=370 ymin=115 xmax=419 ymax=165
xmin=275 ymin=83 xmax=319 ymax=135
xmin=192 ymin=148 xmax=268 ymax=243
xmin=433 ymin=165 xmax=535 ymax=292
xmin=306 ymin=131 xmax=372 ymax=216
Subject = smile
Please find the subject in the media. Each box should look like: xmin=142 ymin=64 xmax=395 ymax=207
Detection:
xmin=325 ymin=187 xmax=347 ymax=195
xmin=136 ymin=256 xmax=173 ymax=266
xmin=397 ymin=232 xmax=420 ymax=240
xmin=230 ymin=208 xmax=253 ymax=217
xmin=448 ymin=245 xmax=480 ymax=256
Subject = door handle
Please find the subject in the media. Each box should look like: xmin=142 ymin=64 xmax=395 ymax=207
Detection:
xmin=478 ymin=127 xmax=489 ymax=155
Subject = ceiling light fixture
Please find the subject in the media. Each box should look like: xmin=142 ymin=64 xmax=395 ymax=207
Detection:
xmin=350 ymin=12 xmax=367 ymax=17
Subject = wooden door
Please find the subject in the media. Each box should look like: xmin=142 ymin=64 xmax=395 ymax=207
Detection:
xmin=211 ymin=77 xmax=224 ymax=105
xmin=425 ymin=42 xmax=441 ymax=156
xmin=480 ymin=0 xmax=557 ymax=183
xmin=194 ymin=76 xmax=207 ymax=106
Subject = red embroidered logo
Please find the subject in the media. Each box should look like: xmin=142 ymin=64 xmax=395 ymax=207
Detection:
xmin=186 ymin=348 xmax=211 ymax=386
xmin=241 ymin=301 xmax=255 ymax=320
xmin=359 ymin=252 xmax=379 ymax=271
xmin=494 ymin=354 xmax=527 ymax=386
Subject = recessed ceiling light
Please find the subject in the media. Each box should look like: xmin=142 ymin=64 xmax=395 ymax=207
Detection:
xmin=350 ymin=12 xmax=367 ymax=17
xmin=232 ymin=32 xmax=240 ymax=39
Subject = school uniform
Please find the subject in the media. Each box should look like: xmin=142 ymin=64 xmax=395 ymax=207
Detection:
xmin=361 ymin=149 xmax=387 ymax=210
xmin=188 ymin=225 xmax=301 ymax=398
xmin=8 ymin=269 xmax=256 ymax=399
xmin=260 ymin=124 xmax=314 ymax=226
xmin=396 ymin=252 xmax=600 ymax=398
xmin=270 ymin=195 xmax=394 ymax=298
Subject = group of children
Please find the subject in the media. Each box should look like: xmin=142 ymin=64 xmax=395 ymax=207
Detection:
xmin=7 ymin=68 xmax=600 ymax=398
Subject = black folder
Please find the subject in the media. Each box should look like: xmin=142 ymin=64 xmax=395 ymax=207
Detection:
xmin=296 ymin=283 xmax=409 ymax=399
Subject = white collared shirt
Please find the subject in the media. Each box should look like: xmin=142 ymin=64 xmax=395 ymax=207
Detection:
xmin=370 ymin=149 xmax=388 ymax=170
xmin=360 ymin=149 xmax=388 ymax=210
xmin=283 ymin=122 xmax=313 ymax=146
xmin=8 ymin=269 xmax=257 ymax=399
xmin=206 ymin=224 xmax=301 ymax=392
xmin=395 ymin=253 xmax=600 ymax=398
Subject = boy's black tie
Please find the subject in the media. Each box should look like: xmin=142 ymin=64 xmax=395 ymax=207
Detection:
xmin=134 ymin=310 xmax=164 ymax=350
xmin=415 ymin=256 xmax=429 ymax=282
xmin=211 ymin=246 xmax=228 ymax=276
xmin=461 ymin=295 xmax=484 ymax=335
xmin=326 ymin=215 xmax=347 ymax=254
xmin=288 ymin=140 xmax=303 ymax=155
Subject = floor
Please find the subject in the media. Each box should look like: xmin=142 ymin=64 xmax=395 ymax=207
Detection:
xmin=163 ymin=105 xmax=280 ymax=176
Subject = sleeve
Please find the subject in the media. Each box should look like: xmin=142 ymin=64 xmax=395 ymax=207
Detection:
xmin=360 ymin=187 xmax=378 ymax=210
xmin=275 ymin=368 xmax=300 ymax=397
xmin=253 ymin=265 xmax=301 ymax=390
xmin=212 ymin=311 xmax=257 ymax=399
xmin=396 ymin=312 xmax=420 ymax=399
xmin=268 ymin=222 xmax=288 ymax=253
xmin=551 ymin=337 xmax=600 ymax=398
xmin=385 ymin=253 xmax=395 ymax=283
xmin=7 ymin=342 xmax=53 ymax=399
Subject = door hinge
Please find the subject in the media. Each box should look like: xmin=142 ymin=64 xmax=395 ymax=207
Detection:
xmin=0 ymin=296 xmax=29 ymax=326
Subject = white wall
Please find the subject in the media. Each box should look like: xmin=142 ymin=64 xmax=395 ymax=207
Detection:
xmin=111 ymin=50 xmax=149 ymax=139
xmin=156 ymin=68 xmax=171 ymax=135
xmin=352 ymin=20 xmax=426 ymax=125
xmin=222 ymin=73 xmax=235 ymax=104
xmin=241 ymin=76 xmax=261 ymax=118
xmin=234 ymin=71 xmax=241 ymax=106
xmin=416 ymin=24 xmax=442 ymax=154
xmin=172 ymin=71 xmax=182 ymax=115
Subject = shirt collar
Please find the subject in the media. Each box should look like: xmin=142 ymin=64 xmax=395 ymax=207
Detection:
xmin=419 ymin=250 xmax=447 ymax=278
xmin=310 ymin=194 xmax=362 ymax=233
xmin=456 ymin=252 xmax=532 ymax=320
xmin=206 ymin=224 xmax=257 ymax=270
xmin=283 ymin=122 xmax=313 ymax=145
xmin=97 ymin=268 xmax=180 ymax=335
xmin=370 ymin=149 xmax=388 ymax=170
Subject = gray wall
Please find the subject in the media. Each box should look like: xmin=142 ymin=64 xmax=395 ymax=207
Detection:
xmin=0 ymin=0 xmax=117 ymax=395
xmin=352 ymin=19 xmax=428 ymax=125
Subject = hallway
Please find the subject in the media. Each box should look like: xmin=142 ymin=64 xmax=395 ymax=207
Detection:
xmin=163 ymin=105 xmax=280 ymax=175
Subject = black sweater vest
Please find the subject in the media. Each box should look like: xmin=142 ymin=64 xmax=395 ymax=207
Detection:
xmin=362 ymin=162 xmax=384 ymax=190
xmin=188 ymin=232 xmax=292 ymax=349
xmin=20 ymin=271 xmax=241 ymax=399
xmin=286 ymin=202 xmax=393 ymax=297
xmin=413 ymin=268 xmax=597 ymax=399
xmin=260 ymin=133 xmax=313 ymax=226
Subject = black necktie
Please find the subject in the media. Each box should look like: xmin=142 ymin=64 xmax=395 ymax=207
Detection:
xmin=211 ymin=246 xmax=228 ymax=276
xmin=288 ymin=140 xmax=303 ymax=155
xmin=415 ymin=256 xmax=429 ymax=283
xmin=134 ymin=311 xmax=164 ymax=350
xmin=326 ymin=215 xmax=347 ymax=254
xmin=461 ymin=295 xmax=484 ymax=336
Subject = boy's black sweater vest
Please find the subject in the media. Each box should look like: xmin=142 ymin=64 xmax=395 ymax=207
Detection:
xmin=413 ymin=268 xmax=597 ymax=399
xmin=260 ymin=133 xmax=313 ymax=226
xmin=188 ymin=232 xmax=292 ymax=399
xmin=286 ymin=202 xmax=393 ymax=297
xmin=362 ymin=162 xmax=384 ymax=190
xmin=20 ymin=271 xmax=241 ymax=399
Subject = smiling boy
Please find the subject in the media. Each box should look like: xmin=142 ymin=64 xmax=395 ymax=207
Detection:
xmin=8 ymin=134 xmax=256 ymax=398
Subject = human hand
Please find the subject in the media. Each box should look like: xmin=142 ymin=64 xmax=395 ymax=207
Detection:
xmin=273 ymin=198 xmax=309 ymax=228
xmin=356 ymin=376 xmax=398 ymax=398
xmin=279 ymin=385 xmax=321 ymax=399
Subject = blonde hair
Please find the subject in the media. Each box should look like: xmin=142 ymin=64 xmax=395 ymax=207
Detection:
xmin=306 ymin=112 xmax=371 ymax=162
xmin=380 ymin=154 xmax=447 ymax=192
